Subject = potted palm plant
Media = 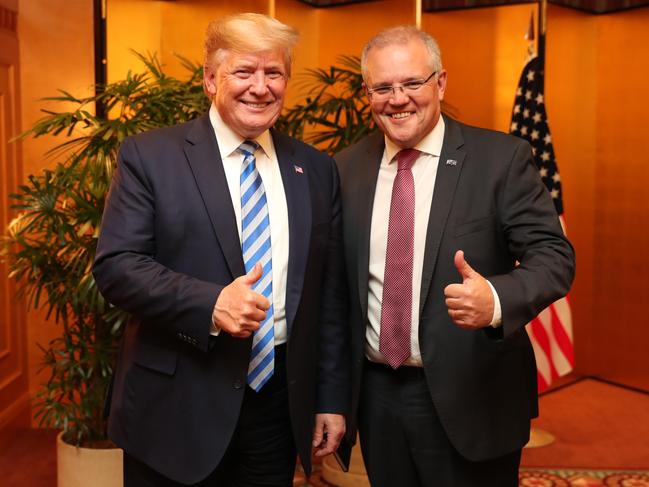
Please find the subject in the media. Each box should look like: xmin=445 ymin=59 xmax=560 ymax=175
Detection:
xmin=2 ymin=53 xmax=209 ymax=487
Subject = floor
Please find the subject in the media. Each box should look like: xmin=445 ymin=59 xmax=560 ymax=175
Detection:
xmin=1 ymin=376 xmax=648 ymax=486
xmin=522 ymin=377 xmax=649 ymax=469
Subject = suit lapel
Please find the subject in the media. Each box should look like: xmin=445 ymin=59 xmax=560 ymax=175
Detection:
xmin=419 ymin=115 xmax=466 ymax=315
xmin=272 ymin=130 xmax=311 ymax=337
xmin=184 ymin=114 xmax=245 ymax=280
xmin=354 ymin=134 xmax=385 ymax=321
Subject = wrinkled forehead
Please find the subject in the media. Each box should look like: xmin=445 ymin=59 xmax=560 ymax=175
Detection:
xmin=211 ymin=47 xmax=292 ymax=75
xmin=364 ymin=39 xmax=432 ymax=84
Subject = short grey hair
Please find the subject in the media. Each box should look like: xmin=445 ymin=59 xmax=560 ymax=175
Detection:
xmin=360 ymin=26 xmax=442 ymax=81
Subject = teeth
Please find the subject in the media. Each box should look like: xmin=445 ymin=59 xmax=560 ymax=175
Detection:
xmin=391 ymin=112 xmax=412 ymax=119
xmin=245 ymin=102 xmax=267 ymax=108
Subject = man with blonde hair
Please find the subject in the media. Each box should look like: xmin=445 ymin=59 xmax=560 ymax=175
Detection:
xmin=336 ymin=25 xmax=574 ymax=486
xmin=94 ymin=13 xmax=348 ymax=486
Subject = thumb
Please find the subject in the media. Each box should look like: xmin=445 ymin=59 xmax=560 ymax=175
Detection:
xmin=454 ymin=250 xmax=476 ymax=282
xmin=312 ymin=419 xmax=324 ymax=447
xmin=240 ymin=263 xmax=263 ymax=286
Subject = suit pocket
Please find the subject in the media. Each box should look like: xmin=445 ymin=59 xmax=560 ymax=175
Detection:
xmin=133 ymin=338 xmax=178 ymax=376
xmin=454 ymin=214 xmax=497 ymax=237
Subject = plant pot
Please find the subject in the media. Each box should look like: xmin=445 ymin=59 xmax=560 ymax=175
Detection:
xmin=56 ymin=432 xmax=123 ymax=487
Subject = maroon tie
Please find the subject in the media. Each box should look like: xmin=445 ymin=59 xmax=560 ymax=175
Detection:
xmin=380 ymin=149 xmax=418 ymax=369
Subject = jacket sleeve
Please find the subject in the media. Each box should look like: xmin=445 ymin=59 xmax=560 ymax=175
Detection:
xmin=93 ymin=136 xmax=221 ymax=352
xmin=488 ymin=138 xmax=575 ymax=338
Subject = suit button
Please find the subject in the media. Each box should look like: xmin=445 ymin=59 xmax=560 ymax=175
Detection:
xmin=233 ymin=379 xmax=244 ymax=390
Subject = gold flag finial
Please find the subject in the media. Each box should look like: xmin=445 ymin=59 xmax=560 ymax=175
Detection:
xmin=525 ymin=11 xmax=535 ymax=41
xmin=525 ymin=10 xmax=536 ymax=60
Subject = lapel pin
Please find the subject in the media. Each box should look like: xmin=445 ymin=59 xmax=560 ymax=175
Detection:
xmin=294 ymin=165 xmax=304 ymax=174
xmin=445 ymin=159 xmax=458 ymax=166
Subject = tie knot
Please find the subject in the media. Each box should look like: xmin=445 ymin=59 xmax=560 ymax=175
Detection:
xmin=238 ymin=140 xmax=260 ymax=157
xmin=396 ymin=149 xmax=419 ymax=171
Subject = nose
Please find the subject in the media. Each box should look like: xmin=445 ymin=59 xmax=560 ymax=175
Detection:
xmin=389 ymin=86 xmax=409 ymax=105
xmin=248 ymin=72 xmax=269 ymax=96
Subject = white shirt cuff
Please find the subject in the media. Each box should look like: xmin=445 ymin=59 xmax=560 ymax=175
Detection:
xmin=486 ymin=280 xmax=502 ymax=328
xmin=211 ymin=302 xmax=221 ymax=336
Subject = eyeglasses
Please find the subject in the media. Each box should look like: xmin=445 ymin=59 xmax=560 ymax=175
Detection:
xmin=367 ymin=71 xmax=438 ymax=100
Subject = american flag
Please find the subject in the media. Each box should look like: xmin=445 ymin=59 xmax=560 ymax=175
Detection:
xmin=510 ymin=56 xmax=575 ymax=392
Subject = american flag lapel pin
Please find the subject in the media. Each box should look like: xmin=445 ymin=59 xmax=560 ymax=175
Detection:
xmin=445 ymin=159 xmax=458 ymax=166
xmin=294 ymin=164 xmax=304 ymax=174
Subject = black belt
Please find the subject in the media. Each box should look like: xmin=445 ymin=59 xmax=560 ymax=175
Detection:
xmin=364 ymin=358 xmax=426 ymax=379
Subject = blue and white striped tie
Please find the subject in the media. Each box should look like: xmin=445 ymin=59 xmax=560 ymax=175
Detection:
xmin=239 ymin=140 xmax=274 ymax=392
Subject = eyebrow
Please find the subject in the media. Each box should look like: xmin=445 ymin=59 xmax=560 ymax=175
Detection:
xmin=371 ymin=74 xmax=428 ymax=86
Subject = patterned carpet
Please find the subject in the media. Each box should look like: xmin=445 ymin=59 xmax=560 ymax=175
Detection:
xmin=519 ymin=469 xmax=649 ymax=486
xmin=294 ymin=463 xmax=649 ymax=486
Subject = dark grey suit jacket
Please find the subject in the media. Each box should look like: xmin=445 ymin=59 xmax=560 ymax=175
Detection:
xmin=335 ymin=115 xmax=574 ymax=462
xmin=93 ymin=113 xmax=349 ymax=484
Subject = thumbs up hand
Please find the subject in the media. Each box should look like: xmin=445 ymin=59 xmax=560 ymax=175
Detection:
xmin=212 ymin=263 xmax=271 ymax=338
xmin=443 ymin=250 xmax=494 ymax=330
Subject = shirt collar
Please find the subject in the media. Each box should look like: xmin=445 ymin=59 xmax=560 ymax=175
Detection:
xmin=209 ymin=103 xmax=273 ymax=159
xmin=384 ymin=115 xmax=446 ymax=165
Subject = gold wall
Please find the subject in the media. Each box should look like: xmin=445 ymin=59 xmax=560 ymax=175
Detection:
xmin=0 ymin=0 xmax=28 ymax=429
xmin=13 ymin=0 xmax=95 ymax=426
xmin=8 ymin=0 xmax=649 ymax=426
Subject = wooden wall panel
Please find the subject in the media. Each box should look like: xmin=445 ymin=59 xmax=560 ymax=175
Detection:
xmin=0 ymin=0 xmax=29 ymax=430
xmin=542 ymin=5 xmax=598 ymax=387
xmin=17 ymin=0 xmax=95 ymax=426
xmin=580 ymin=7 xmax=649 ymax=391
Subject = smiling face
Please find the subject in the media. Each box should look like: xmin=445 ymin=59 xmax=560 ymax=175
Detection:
xmin=204 ymin=49 xmax=288 ymax=139
xmin=364 ymin=38 xmax=447 ymax=149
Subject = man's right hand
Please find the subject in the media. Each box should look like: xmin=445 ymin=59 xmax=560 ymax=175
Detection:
xmin=212 ymin=263 xmax=270 ymax=338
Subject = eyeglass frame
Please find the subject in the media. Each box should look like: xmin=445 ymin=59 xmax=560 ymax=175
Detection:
xmin=366 ymin=71 xmax=439 ymax=100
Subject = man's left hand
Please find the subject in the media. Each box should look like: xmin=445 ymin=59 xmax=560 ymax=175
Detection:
xmin=444 ymin=250 xmax=494 ymax=330
xmin=312 ymin=413 xmax=346 ymax=457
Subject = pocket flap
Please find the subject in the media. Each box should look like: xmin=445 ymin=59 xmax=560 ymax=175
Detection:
xmin=133 ymin=337 xmax=178 ymax=376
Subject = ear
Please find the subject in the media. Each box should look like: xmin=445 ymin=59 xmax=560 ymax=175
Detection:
xmin=362 ymin=82 xmax=370 ymax=99
xmin=436 ymin=69 xmax=448 ymax=101
xmin=203 ymin=64 xmax=217 ymax=97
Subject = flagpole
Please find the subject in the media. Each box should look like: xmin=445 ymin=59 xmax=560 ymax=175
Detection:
xmin=525 ymin=0 xmax=556 ymax=450
xmin=538 ymin=0 xmax=546 ymax=63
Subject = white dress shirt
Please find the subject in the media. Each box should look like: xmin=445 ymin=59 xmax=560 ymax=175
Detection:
xmin=209 ymin=104 xmax=289 ymax=344
xmin=366 ymin=117 xmax=501 ymax=366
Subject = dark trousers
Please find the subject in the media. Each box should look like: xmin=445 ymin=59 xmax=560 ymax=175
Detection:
xmin=359 ymin=360 xmax=521 ymax=487
xmin=124 ymin=345 xmax=296 ymax=487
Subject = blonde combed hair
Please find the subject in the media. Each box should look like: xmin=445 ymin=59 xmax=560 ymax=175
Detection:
xmin=204 ymin=13 xmax=299 ymax=76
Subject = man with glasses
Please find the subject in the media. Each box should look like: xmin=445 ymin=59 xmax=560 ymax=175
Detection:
xmin=336 ymin=26 xmax=574 ymax=486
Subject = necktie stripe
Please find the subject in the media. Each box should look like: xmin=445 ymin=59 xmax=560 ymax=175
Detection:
xmin=241 ymin=177 xmax=263 ymax=209
xmin=238 ymin=140 xmax=275 ymax=392
xmin=248 ymin=350 xmax=275 ymax=385
xmin=244 ymin=236 xmax=271 ymax=266
xmin=242 ymin=212 xmax=270 ymax=246
xmin=253 ymin=267 xmax=273 ymax=295
xmin=259 ymin=281 xmax=273 ymax=299
xmin=243 ymin=226 xmax=271 ymax=260
xmin=241 ymin=197 xmax=268 ymax=229
xmin=250 ymin=327 xmax=275 ymax=358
